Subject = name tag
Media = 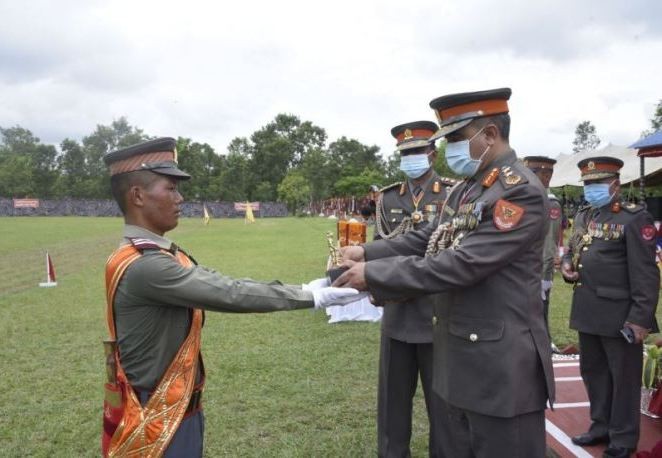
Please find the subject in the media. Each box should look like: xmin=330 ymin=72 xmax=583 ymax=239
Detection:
xmin=390 ymin=208 xmax=403 ymax=214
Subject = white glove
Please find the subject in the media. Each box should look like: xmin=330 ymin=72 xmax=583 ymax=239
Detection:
xmin=302 ymin=277 xmax=330 ymax=292
xmin=311 ymin=287 xmax=367 ymax=309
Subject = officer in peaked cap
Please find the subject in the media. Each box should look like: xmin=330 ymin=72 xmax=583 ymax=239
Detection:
xmin=562 ymin=157 xmax=659 ymax=457
xmin=336 ymin=88 xmax=555 ymax=457
xmin=374 ymin=120 xmax=449 ymax=457
xmin=524 ymin=156 xmax=564 ymax=352
xmin=101 ymin=138 xmax=361 ymax=457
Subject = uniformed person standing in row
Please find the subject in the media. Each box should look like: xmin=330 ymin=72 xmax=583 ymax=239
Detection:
xmin=375 ymin=121 xmax=448 ymax=457
xmin=561 ymin=157 xmax=659 ymax=458
xmin=524 ymin=156 xmax=564 ymax=351
xmin=101 ymin=137 xmax=361 ymax=457
xmin=336 ymin=88 xmax=555 ymax=457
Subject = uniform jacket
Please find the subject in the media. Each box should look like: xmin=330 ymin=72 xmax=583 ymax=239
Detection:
xmin=114 ymin=225 xmax=313 ymax=390
xmin=542 ymin=195 xmax=563 ymax=281
xmin=362 ymin=150 xmax=555 ymax=418
xmin=563 ymin=203 xmax=659 ymax=336
xmin=375 ymin=170 xmax=447 ymax=343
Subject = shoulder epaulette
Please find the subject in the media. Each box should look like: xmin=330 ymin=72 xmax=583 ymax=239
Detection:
xmin=498 ymin=165 xmax=528 ymax=189
xmin=379 ymin=182 xmax=402 ymax=193
xmin=128 ymin=237 xmax=162 ymax=252
xmin=623 ymin=202 xmax=644 ymax=214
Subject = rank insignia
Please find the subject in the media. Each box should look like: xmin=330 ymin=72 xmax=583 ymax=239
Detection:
xmin=641 ymin=225 xmax=656 ymax=241
xmin=549 ymin=207 xmax=561 ymax=220
xmin=433 ymin=181 xmax=441 ymax=193
xmin=425 ymin=204 xmax=438 ymax=213
xmin=399 ymin=183 xmax=406 ymax=195
xmin=482 ymin=168 xmax=499 ymax=188
xmin=404 ymin=129 xmax=413 ymax=139
xmin=505 ymin=175 xmax=521 ymax=185
xmin=493 ymin=199 xmax=524 ymax=231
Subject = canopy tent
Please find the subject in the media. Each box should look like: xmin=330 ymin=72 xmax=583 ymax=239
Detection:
xmin=548 ymin=143 xmax=662 ymax=188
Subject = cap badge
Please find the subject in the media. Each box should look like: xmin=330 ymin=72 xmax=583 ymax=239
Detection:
xmin=587 ymin=161 xmax=595 ymax=170
xmin=403 ymin=129 xmax=413 ymax=140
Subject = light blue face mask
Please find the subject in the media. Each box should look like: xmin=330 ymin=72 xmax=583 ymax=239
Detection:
xmin=399 ymin=152 xmax=431 ymax=179
xmin=584 ymin=183 xmax=614 ymax=208
xmin=445 ymin=127 xmax=490 ymax=177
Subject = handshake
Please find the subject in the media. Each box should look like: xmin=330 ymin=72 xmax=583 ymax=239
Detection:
xmin=304 ymin=245 xmax=368 ymax=309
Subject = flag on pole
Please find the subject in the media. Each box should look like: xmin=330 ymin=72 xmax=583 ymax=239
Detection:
xmin=245 ymin=201 xmax=255 ymax=224
xmin=39 ymin=251 xmax=57 ymax=287
xmin=202 ymin=204 xmax=210 ymax=225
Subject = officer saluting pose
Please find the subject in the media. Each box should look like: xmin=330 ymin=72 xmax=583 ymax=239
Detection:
xmin=336 ymin=88 xmax=555 ymax=457
xmin=375 ymin=121 xmax=449 ymax=457
xmin=562 ymin=157 xmax=659 ymax=458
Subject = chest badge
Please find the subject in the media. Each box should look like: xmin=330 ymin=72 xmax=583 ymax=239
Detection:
xmin=493 ymin=199 xmax=525 ymax=231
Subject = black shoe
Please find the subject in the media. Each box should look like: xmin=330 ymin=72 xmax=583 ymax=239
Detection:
xmin=603 ymin=446 xmax=634 ymax=458
xmin=571 ymin=432 xmax=609 ymax=446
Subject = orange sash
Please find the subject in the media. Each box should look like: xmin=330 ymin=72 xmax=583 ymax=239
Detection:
xmin=102 ymin=244 xmax=203 ymax=457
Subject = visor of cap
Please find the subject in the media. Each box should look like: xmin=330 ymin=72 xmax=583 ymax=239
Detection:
xmin=429 ymin=118 xmax=474 ymax=142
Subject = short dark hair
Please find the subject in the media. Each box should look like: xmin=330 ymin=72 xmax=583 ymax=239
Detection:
xmin=474 ymin=113 xmax=511 ymax=141
xmin=110 ymin=170 xmax=160 ymax=214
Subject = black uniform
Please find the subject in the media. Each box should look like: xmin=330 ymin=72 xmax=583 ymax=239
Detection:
xmin=374 ymin=171 xmax=448 ymax=457
xmin=364 ymin=150 xmax=555 ymax=457
xmin=564 ymin=202 xmax=659 ymax=449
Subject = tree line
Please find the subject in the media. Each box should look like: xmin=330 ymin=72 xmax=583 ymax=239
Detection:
xmin=0 ymin=114 xmax=457 ymax=212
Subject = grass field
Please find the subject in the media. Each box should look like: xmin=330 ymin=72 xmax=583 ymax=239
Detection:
xmin=0 ymin=217 xmax=659 ymax=457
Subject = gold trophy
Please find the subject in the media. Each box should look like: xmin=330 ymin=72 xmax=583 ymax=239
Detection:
xmin=326 ymin=231 xmax=348 ymax=283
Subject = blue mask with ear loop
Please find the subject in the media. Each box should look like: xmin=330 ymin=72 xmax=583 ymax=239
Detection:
xmin=584 ymin=183 xmax=613 ymax=208
xmin=399 ymin=152 xmax=432 ymax=179
xmin=444 ymin=127 xmax=490 ymax=177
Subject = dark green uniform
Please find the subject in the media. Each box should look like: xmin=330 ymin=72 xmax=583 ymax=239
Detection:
xmin=541 ymin=194 xmax=563 ymax=337
xmin=114 ymin=225 xmax=313 ymax=390
xmin=363 ymin=150 xmax=555 ymax=458
xmin=563 ymin=202 xmax=659 ymax=450
xmin=374 ymin=171 xmax=449 ymax=458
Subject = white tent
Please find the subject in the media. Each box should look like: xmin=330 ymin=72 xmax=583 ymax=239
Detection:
xmin=547 ymin=143 xmax=662 ymax=188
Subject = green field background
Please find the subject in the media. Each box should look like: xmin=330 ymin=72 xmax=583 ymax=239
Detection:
xmin=0 ymin=217 xmax=659 ymax=457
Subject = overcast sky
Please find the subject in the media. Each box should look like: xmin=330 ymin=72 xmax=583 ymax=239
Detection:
xmin=1 ymin=0 xmax=660 ymax=159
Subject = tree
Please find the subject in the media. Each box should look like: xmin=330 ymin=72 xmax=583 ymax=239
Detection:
xmin=54 ymin=139 xmax=88 ymax=197
xmin=0 ymin=126 xmax=58 ymax=197
xmin=333 ymin=168 xmax=386 ymax=197
xmin=277 ymin=171 xmax=311 ymax=214
xmin=176 ymin=137 xmax=223 ymax=201
xmin=641 ymin=99 xmax=662 ymax=137
xmin=572 ymin=121 xmax=601 ymax=153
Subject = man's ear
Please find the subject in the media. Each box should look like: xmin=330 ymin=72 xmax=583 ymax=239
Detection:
xmin=483 ymin=123 xmax=498 ymax=146
xmin=129 ymin=185 xmax=145 ymax=208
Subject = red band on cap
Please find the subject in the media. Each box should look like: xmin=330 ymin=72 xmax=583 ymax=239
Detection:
xmin=396 ymin=128 xmax=436 ymax=144
xmin=109 ymin=151 xmax=174 ymax=175
xmin=437 ymin=99 xmax=509 ymax=122
xmin=579 ymin=162 xmax=621 ymax=176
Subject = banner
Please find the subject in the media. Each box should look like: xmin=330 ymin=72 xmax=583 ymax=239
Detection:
xmin=13 ymin=198 xmax=40 ymax=208
xmin=234 ymin=202 xmax=260 ymax=211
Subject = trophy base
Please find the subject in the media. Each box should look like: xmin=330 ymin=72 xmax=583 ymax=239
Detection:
xmin=326 ymin=266 xmax=349 ymax=284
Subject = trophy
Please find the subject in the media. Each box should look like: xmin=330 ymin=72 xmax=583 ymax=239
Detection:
xmin=326 ymin=231 xmax=348 ymax=283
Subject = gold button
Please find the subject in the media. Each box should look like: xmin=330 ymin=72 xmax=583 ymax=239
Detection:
xmin=582 ymin=247 xmax=588 ymax=251
xmin=469 ymin=333 xmax=478 ymax=342
xmin=578 ymin=264 xmax=583 ymax=269
xmin=576 ymin=282 xmax=582 ymax=286
xmin=432 ymin=316 xmax=438 ymax=325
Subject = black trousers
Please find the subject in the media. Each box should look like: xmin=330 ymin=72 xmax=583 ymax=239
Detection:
xmin=443 ymin=396 xmax=546 ymax=458
xmin=377 ymin=335 xmax=449 ymax=457
xmin=578 ymin=332 xmax=643 ymax=449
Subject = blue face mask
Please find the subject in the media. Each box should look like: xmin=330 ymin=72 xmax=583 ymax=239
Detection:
xmin=399 ymin=152 xmax=431 ymax=179
xmin=445 ymin=127 xmax=490 ymax=177
xmin=584 ymin=183 xmax=613 ymax=208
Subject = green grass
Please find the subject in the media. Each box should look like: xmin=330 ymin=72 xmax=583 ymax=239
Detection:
xmin=0 ymin=217 xmax=659 ymax=457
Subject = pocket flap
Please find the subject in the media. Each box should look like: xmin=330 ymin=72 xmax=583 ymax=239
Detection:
xmin=596 ymin=286 xmax=630 ymax=300
xmin=448 ymin=316 xmax=505 ymax=342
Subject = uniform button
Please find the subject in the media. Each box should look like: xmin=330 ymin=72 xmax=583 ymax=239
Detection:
xmin=578 ymin=264 xmax=583 ymax=269
xmin=582 ymin=247 xmax=588 ymax=251
xmin=432 ymin=316 xmax=438 ymax=325
xmin=576 ymin=282 xmax=582 ymax=286
xmin=469 ymin=333 xmax=478 ymax=342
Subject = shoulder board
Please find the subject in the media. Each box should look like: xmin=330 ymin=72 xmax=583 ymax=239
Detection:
xmin=379 ymin=182 xmax=402 ymax=193
xmin=128 ymin=237 xmax=162 ymax=252
xmin=623 ymin=202 xmax=644 ymax=214
xmin=498 ymin=165 xmax=529 ymax=189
